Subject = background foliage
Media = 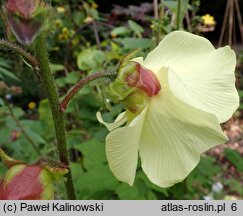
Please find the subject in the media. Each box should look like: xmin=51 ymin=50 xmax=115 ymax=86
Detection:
xmin=0 ymin=0 xmax=242 ymax=199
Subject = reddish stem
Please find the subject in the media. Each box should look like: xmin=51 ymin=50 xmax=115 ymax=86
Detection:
xmin=60 ymin=71 xmax=115 ymax=111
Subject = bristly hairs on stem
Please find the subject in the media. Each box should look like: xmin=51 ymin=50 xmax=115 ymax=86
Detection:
xmin=61 ymin=49 xmax=142 ymax=112
xmin=35 ymin=33 xmax=76 ymax=200
xmin=0 ymin=39 xmax=39 ymax=69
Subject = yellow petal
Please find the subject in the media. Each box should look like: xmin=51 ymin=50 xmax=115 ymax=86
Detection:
xmin=139 ymin=67 xmax=227 ymax=187
xmin=106 ymin=108 xmax=147 ymax=186
xmin=143 ymin=31 xmax=214 ymax=73
xmin=142 ymin=31 xmax=238 ymax=123
xmin=96 ymin=111 xmax=127 ymax=131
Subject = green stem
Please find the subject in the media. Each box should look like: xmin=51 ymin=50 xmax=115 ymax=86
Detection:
xmin=61 ymin=71 xmax=115 ymax=111
xmin=92 ymin=21 xmax=101 ymax=50
xmin=0 ymin=39 xmax=38 ymax=69
xmin=153 ymin=0 xmax=159 ymax=19
xmin=35 ymin=34 xmax=76 ymax=200
xmin=176 ymin=0 xmax=182 ymax=29
xmin=153 ymin=0 xmax=160 ymax=45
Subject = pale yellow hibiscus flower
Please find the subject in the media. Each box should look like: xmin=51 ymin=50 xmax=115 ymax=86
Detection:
xmin=97 ymin=31 xmax=239 ymax=187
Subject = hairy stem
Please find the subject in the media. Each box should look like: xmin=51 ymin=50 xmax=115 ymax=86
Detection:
xmin=0 ymin=39 xmax=38 ymax=69
xmin=6 ymin=102 xmax=42 ymax=156
xmin=61 ymin=71 xmax=115 ymax=112
xmin=35 ymin=34 xmax=76 ymax=200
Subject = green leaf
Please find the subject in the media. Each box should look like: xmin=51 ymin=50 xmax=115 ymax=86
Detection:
xmin=71 ymin=139 xmax=119 ymax=199
xmin=74 ymin=139 xmax=106 ymax=170
xmin=163 ymin=0 xmax=189 ymax=13
xmin=24 ymin=128 xmax=46 ymax=144
xmin=238 ymin=90 xmax=243 ymax=98
xmin=0 ymin=59 xmax=11 ymax=69
xmin=224 ymin=148 xmax=243 ymax=172
xmin=0 ymin=97 xmax=5 ymax=106
xmin=0 ymin=127 xmax=12 ymax=145
xmin=55 ymin=77 xmax=66 ymax=88
xmin=6 ymin=107 xmax=24 ymax=121
xmin=137 ymin=171 xmax=169 ymax=196
xmin=186 ymin=156 xmax=222 ymax=194
xmin=0 ymin=67 xmax=20 ymax=81
xmin=20 ymin=120 xmax=47 ymax=141
xmin=118 ymin=37 xmax=152 ymax=50
xmin=65 ymin=72 xmax=80 ymax=84
xmin=38 ymin=99 xmax=55 ymax=139
xmin=50 ymin=64 xmax=65 ymax=73
xmin=13 ymin=137 xmax=40 ymax=161
xmin=163 ymin=0 xmax=189 ymax=27
xmin=197 ymin=156 xmax=222 ymax=176
xmin=72 ymin=11 xmax=86 ymax=25
xmin=224 ymin=179 xmax=243 ymax=196
xmin=110 ymin=41 xmax=121 ymax=52
xmin=90 ymin=8 xmax=99 ymax=20
xmin=74 ymin=164 xmax=119 ymax=199
xmin=66 ymin=130 xmax=84 ymax=149
xmin=163 ymin=0 xmax=178 ymax=12
xmin=128 ymin=20 xmax=144 ymax=37
xmin=115 ymin=182 xmax=146 ymax=199
xmin=116 ymin=171 xmax=167 ymax=199
xmin=77 ymin=49 xmax=106 ymax=71
xmin=111 ymin=26 xmax=131 ymax=36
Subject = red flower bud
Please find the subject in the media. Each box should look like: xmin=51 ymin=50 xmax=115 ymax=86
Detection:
xmin=126 ymin=62 xmax=161 ymax=97
xmin=105 ymin=52 xmax=161 ymax=114
xmin=0 ymin=165 xmax=53 ymax=200
xmin=6 ymin=0 xmax=43 ymax=18
xmin=0 ymin=149 xmax=68 ymax=200
xmin=4 ymin=0 xmax=49 ymax=45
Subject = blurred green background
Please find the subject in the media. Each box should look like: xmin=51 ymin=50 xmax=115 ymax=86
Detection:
xmin=0 ymin=0 xmax=242 ymax=199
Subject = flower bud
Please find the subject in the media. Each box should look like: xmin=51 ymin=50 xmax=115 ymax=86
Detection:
xmin=106 ymin=56 xmax=161 ymax=114
xmin=3 ymin=0 xmax=50 ymax=45
xmin=0 ymin=164 xmax=53 ymax=200
xmin=126 ymin=62 xmax=161 ymax=97
xmin=0 ymin=149 xmax=68 ymax=200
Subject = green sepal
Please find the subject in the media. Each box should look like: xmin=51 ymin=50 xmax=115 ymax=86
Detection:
xmin=0 ymin=148 xmax=25 ymax=168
